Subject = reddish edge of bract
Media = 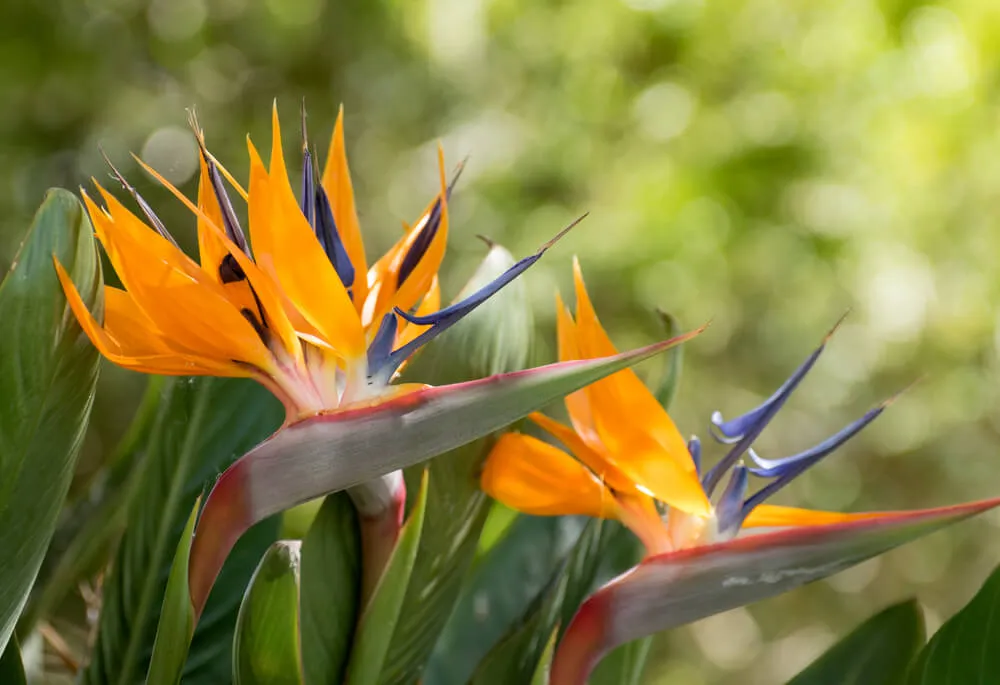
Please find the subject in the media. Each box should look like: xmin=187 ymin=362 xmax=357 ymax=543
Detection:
xmin=550 ymin=496 xmax=1000 ymax=685
xmin=188 ymin=461 xmax=255 ymax=617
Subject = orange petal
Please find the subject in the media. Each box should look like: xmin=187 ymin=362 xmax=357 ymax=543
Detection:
xmin=89 ymin=186 xmax=200 ymax=282
xmin=321 ymin=105 xmax=369 ymax=311
xmin=571 ymin=259 xmax=709 ymax=516
xmin=132 ymin=156 xmax=303 ymax=365
xmin=247 ymin=106 xmax=364 ymax=360
xmin=196 ymin=155 xmax=231 ymax=284
xmin=83 ymin=192 xmax=275 ymax=371
xmin=367 ymin=146 xmax=449 ymax=326
xmin=742 ymin=504 xmax=889 ymax=529
xmin=55 ymin=260 xmax=246 ymax=377
xmin=528 ymin=412 xmax=637 ymax=494
xmin=555 ymin=290 xmax=602 ymax=449
xmin=481 ymin=433 xmax=618 ymax=519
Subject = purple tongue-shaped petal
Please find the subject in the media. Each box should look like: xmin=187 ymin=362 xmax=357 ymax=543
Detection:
xmin=549 ymin=497 xmax=1000 ymax=685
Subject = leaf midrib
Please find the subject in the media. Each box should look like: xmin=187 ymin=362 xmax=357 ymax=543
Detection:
xmin=116 ymin=379 xmax=213 ymax=685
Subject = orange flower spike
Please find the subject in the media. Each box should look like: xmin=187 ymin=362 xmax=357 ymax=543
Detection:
xmin=367 ymin=145 xmax=450 ymax=328
xmin=321 ymin=105 xmax=369 ymax=311
xmin=82 ymin=189 xmax=275 ymax=372
xmin=570 ymin=260 xmax=709 ymax=516
xmin=64 ymin=102 xmax=567 ymax=427
xmin=132 ymin=152 xmax=303 ymax=369
xmin=256 ymin=104 xmax=365 ymax=362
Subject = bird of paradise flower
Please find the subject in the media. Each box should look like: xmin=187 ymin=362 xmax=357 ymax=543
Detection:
xmin=481 ymin=260 xmax=1000 ymax=684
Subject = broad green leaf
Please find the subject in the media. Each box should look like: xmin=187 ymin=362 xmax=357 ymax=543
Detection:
xmin=471 ymin=519 xmax=620 ymax=684
xmin=345 ymin=472 xmax=429 ymax=685
xmin=21 ymin=377 xmax=165 ymax=633
xmin=0 ymin=635 xmax=26 ymax=685
xmin=300 ymin=493 xmax=361 ymax=685
xmin=906 ymin=563 xmax=1000 ymax=684
xmin=787 ymin=600 xmax=924 ymax=685
xmin=0 ymin=189 xmax=102 ymax=652
xmin=83 ymin=377 xmax=283 ymax=685
xmin=425 ymin=515 xmax=586 ymax=685
xmin=549 ymin=498 xmax=1000 ymax=684
xmin=383 ymin=243 xmax=533 ymax=684
xmin=233 ymin=541 xmax=304 ymax=685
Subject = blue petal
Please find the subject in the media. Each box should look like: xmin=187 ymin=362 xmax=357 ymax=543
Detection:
xmin=710 ymin=342 xmax=828 ymax=442
xmin=396 ymin=163 xmax=466 ymax=289
xmin=193 ymin=143 xmax=250 ymax=255
xmin=741 ymin=403 xmax=888 ymax=517
xmin=369 ymin=218 xmax=581 ymax=381
xmin=699 ymin=333 xmax=833 ymax=496
xmin=716 ymin=466 xmax=749 ymax=537
xmin=315 ymin=186 xmax=356 ymax=289
xmin=366 ymin=312 xmax=398 ymax=372
xmin=747 ymin=405 xmax=885 ymax=479
xmin=688 ymin=436 xmax=702 ymax=476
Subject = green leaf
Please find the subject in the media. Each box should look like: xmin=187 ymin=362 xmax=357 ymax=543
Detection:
xmin=0 ymin=635 xmax=26 ymax=685
xmin=425 ymin=515 xmax=578 ymax=685
xmin=530 ymin=628 xmax=559 ymax=685
xmin=471 ymin=519 xmax=620 ymax=684
xmin=0 ymin=189 xmax=102 ymax=652
xmin=345 ymin=472 xmax=429 ymax=685
xmin=300 ymin=493 xmax=360 ymax=685
xmin=382 ymin=243 xmax=534 ymax=685
xmin=787 ymin=600 xmax=924 ymax=685
xmin=233 ymin=541 xmax=304 ymax=685
xmin=82 ymin=377 xmax=284 ymax=685
xmin=147 ymin=499 xmax=200 ymax=685
xmin=21 ymin=376 xmax=165 ymax=633
xmin=906 ymin=564 xmax=1000 ymax=684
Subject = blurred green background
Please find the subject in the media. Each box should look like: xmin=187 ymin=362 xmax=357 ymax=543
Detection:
xmin=5 ymin=0 xmax=1000 ymax=682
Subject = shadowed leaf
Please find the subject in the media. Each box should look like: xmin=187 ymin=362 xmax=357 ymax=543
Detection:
xmin=0 ymin=189 xmax=102 ymax=652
